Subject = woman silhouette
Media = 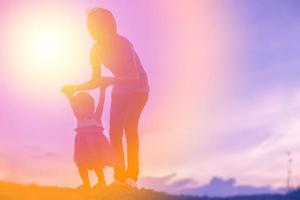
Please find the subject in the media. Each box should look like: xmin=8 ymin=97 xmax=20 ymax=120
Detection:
xmin=63 ymin=8 xmax=149 ymax=187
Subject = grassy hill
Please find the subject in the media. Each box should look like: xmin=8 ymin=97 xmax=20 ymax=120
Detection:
xmin=0 ymin=181 xmax=298 ymax=200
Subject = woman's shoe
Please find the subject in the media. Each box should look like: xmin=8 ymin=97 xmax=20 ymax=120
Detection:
xmin=93 ymin=182 xmax=107 ymax=190
xmin=109 ymin=180 xmax=124 ymax=187
xmin=124 ymin=178 xmax=137 ymax=188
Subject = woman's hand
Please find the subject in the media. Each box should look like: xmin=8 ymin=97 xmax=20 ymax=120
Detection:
xmin=61 ymin=85 xmax=76 ymax=98
xmin=61 ymin=76 xmax=114 ymax=97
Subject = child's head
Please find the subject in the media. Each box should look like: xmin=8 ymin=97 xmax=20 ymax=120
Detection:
xmin=87 ymin=8 xmax=117 ymax=43
xmin=71 ymin=92 xmax=95 ymax=118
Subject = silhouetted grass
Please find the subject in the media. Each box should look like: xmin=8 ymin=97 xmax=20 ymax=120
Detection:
xmin=0 ymin=181 xmax=298 ymax=200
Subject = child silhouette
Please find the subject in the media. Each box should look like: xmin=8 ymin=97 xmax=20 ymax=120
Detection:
xmin=62 ymin=84 xmax=118 ymax=190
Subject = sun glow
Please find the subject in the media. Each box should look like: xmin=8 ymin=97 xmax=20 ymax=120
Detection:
xmin=33 ymin=32 xmax=61 ymax=61
xmin=24 ymin=25 xmax=73 ymax=71
xmin=7 ymin=5 xmax=90 ymax=96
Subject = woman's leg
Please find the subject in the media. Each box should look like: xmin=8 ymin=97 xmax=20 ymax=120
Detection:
xmin=110 ymin=94 xmax=127 ymax=181
xmin=124 ymin=92 xmax=148 ymax=181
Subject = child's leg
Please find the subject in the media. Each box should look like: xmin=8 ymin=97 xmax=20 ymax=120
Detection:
xmin=95 ymin=167 xmax=106 ymax=185
xmin=78 ymin=167 xmax=90 ymax=187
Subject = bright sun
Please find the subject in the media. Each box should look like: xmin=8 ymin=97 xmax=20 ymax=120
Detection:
xmin=10 ymin=7 xmax=90 ymax=92
xmin=25 ymin=27 xmax=69 ymax=69
xmin=33 ymin=32 xmax=61 ymax=61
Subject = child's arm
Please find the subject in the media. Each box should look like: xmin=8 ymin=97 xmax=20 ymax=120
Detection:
xmin=94 ymin=86 xmax=106 ymax=121
xmin=61 ymin=89 xmax=79 ymax=118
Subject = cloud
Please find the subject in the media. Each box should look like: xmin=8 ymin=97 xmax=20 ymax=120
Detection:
xmin=0 ymin=147 xmax=69 ymax=184
xmin=169 ymin=178 xmax=197 ymax=188
xmin=139 ymin=174 xmax=284 ymax=197
xmin=182 ymin=177 xmax=284 ymax=197
xmin=138 ymin=173 xmax=197 ymax=194
xmin=31 ymin=151 xmax=61 ymax=160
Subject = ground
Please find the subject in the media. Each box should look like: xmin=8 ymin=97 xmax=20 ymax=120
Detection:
xmin=0 ymin=182 xmax=175 ymax=200
xmin=0 ymin=181 xmax=298 ymax=200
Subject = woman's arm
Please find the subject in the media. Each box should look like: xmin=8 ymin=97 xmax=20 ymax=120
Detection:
xmin=73 ymin=65 xmax=102 ymax=91
xmin=63 ymin=64 xmax=118 ymax=93
xmin=62 ymin=65 xmax=102 ymax=95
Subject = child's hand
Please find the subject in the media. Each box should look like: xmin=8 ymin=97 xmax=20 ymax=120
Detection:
xmin=61 ymin=85 xmax=76 ymax=98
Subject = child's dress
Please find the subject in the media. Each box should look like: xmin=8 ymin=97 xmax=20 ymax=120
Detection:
xmin=74 ymin=117 xmax=117 ymax=170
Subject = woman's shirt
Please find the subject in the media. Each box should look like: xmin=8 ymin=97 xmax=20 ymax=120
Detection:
xmin=90 ymin=36 xmax=150 ymax=95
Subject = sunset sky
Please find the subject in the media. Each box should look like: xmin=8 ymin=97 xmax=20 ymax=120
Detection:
xmin=0 ymin=0 xmax=300 ymax=195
